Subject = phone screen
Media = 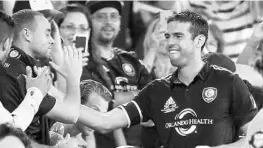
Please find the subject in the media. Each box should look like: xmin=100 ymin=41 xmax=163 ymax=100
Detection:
xmin=74 ymin=36 xmax=88 ymax=53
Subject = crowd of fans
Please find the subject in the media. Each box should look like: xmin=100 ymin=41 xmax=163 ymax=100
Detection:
xmin=0 ymin=0 xmax=263 ymax=148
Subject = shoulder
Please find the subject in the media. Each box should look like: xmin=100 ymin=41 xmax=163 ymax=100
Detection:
xmin=113 ymin=48 xmax=138 ymax=58
xmin=209 ymin=64 xmax=236 ymax=79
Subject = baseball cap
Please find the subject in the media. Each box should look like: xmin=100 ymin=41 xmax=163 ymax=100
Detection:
xmin=85 ymin=1 xmax=122 ymax=14
xmin=13 ymin=0 xmax=62 ymax=18
xmin=203 ymin=52 xmax=236 ymax=72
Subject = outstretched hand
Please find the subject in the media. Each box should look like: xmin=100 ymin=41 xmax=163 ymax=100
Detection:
xmin=25 ymin=66 xmax=52 ymax=96
xmin=49 ymin=46 xmax=82 ymax=86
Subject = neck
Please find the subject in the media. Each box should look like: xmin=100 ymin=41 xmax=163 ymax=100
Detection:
xmin=177 ymin=55 xmax=204 ymax=86
xmin=12 ymin=39 xmax=34 ymax=58
xmin=92 ymin=40 xmax=114 ymax=60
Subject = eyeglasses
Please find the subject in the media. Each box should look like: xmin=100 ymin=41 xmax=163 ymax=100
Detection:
xmin=92 ymin=12 xmax=121 ymax=22
xmin=60 ymin=24 xmax=90 ymax=33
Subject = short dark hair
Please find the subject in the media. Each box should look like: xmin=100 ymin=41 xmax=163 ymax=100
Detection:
xmin=80 ymin=79 xmax=112 ymax=105
xmin=12 ymin=9 xmax=43 ymax=41
xmin=0 ymin=123 xmax=32 ymax=148
xmin=167 ymin=11 xmax=208 ymax=50
xmin=0 ymin=10 xmax=15 ymax=44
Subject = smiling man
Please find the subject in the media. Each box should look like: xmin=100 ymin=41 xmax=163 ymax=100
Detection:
xmin=77 ymin=11 xmax=258 ymax=148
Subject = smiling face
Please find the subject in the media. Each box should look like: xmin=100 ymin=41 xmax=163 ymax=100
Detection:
xmin=91 ymin=7 xmax=121 ymax=44
xmin=59 ymin=12 xmax=90 ymax=46
xmin=165 ymin=21 xmax=196 ymax=67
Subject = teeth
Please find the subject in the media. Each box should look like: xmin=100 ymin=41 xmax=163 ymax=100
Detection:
xmin=169 ymin=50 xmax=178 ymax=54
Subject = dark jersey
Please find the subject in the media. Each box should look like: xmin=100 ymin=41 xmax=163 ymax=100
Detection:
xmin=81 ymin=48 xmax=152 ymax=92
xmin=3 ymin=45 xmax=56 ymax=144
xmin=120 ymin=63 xmax=258 ymax=148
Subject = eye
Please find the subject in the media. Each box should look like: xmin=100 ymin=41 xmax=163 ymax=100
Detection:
xmin=176 ymin=35 xmax=182 ymax=39
xmin=164 ymin=33 xmax=170 ymax=39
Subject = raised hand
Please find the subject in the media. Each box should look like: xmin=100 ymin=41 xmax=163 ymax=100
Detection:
xmin=25 ymin=66 xmax=51 ymax=97
xmin=49 ymin=46 xmax=82 ymax=86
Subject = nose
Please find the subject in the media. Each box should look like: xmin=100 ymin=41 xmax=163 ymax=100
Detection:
xmin=50 ymin=36 xmax=55 ymax=45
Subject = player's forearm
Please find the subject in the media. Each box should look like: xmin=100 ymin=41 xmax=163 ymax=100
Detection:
xmin=237 ymin=35 xmax=261 ymax=65
xmin=114 ymin=91 xmax=138 ymax=107
xmin=78 ymin=106 xmax=127 ymax=134
xmin=62 ymin=84 xmax=80 ymax=122
xmin=11 ymin=87 xmax=43 ymax=131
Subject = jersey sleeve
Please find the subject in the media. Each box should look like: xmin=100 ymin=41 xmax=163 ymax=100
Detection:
xmin=231 ymin=74 xmax=258 ymax=127
xmin=118 ymin=81 xmax=155 ymax=127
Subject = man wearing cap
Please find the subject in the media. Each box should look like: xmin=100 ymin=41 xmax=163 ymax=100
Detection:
xmin=83 ymin=1 xmax=153 ymax=147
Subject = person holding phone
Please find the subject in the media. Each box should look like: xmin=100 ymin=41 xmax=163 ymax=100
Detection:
xmin=55 ymin=4 xmax=128 ymax=148
xmin=55 ymin=3 xmax=90 ymax=67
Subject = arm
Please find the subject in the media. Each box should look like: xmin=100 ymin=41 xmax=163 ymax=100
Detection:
xmin=78 ymin=106 xmax=128 ymax=134
xmin=47 ymin=46 xmax=83 ymax=123
xmin=237 ymin=22 xmax=263 ymax=65
xmin=78 ymin=81 xmax=154 ymax=133
xmin=0 ymin=66 xmax=50 ymax=131
xmin=113 ymin=91 xmax=138 ymax=107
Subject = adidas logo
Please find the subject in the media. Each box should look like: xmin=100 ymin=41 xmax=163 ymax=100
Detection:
xmin=161 ymin=97 xmax=178 ymax=113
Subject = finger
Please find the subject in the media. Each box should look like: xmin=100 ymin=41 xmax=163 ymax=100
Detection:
xmin=63 ymin=46 xmax=69 ymax=61
xmin=73 ymin=46 xmax=79 ymax=59
xmin=26 ymin=66 xmax=33 ymax=79
xmin=64 ymin=133 xmax=70 ymax=141
xmin=39 ymin=67 xmax=49 ymax=78
xmin=77 ymin=46 xmax=82 ymax=60
xmin=49 ymin=61 xmax=67 ymax=78
xmin=67 ymin=46 xmax=74 ymax=58
xmin=82 ymin=51 xmax=89 ymax=57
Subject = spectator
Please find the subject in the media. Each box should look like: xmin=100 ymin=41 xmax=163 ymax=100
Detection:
xmin=63 ymin=80 xmax=113 ymax=148
xmin=76 ymin=11 xmax=258 ymax=148
xmin=2 ymin=9 xmax=83 ymax=146
xmin=83 ymin=1 xmax=153 ymax=147
xmin=0 ymin=10 xmax=50 ymax=131
xmin=0 ymin=123 xmax=32 ymax=148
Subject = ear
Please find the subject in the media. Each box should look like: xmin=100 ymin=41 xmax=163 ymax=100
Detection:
xmin=194 ymin=34 xmax=206 ymax=49
xmin=3 ymin=38 xmax=11 ymax=52
xmin=22 ymin=28 xmax=32 ymax=42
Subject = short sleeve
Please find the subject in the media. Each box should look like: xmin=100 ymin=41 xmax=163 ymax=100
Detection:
xmin=119 ymin=81 xmax=155 ymax=127
xmin=36 ymin=94 xmax=56 ymax=116
xmin=231 ymin=74 xmax=258 ymax=127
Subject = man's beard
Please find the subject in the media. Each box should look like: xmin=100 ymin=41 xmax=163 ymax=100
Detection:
xmin=98 ymin=33 xmax=116 ymax=45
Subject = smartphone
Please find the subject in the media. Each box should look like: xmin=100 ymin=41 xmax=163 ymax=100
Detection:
xmin=73 ymin=35 xmax=88 ymax=54
xmin=159 ymin=10 xmax=173 ymax=32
